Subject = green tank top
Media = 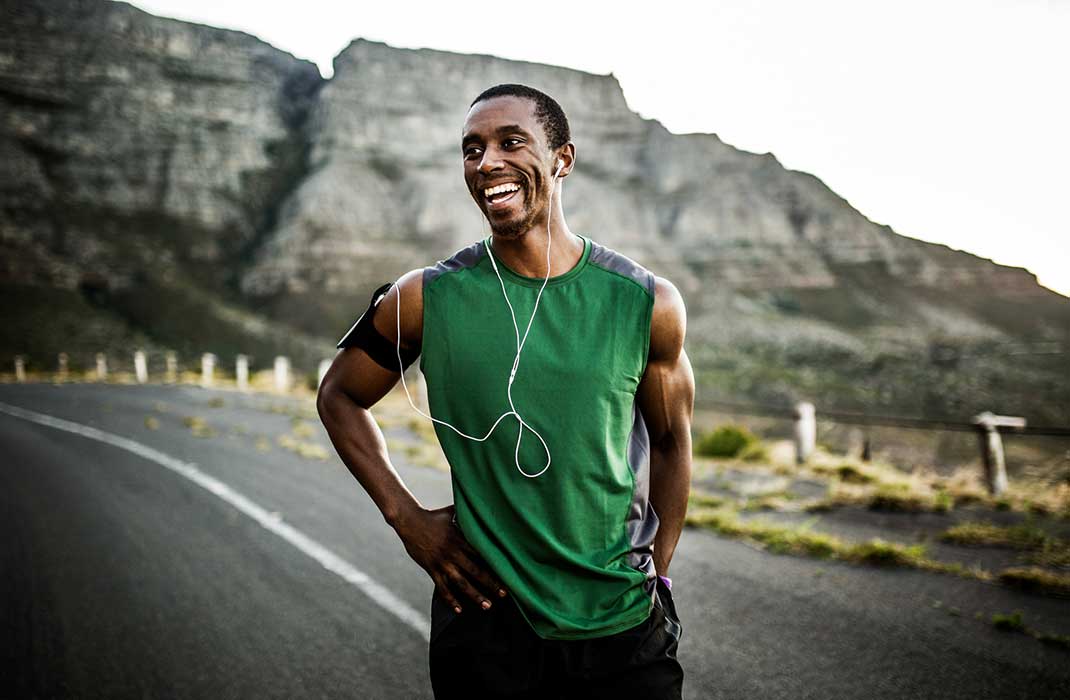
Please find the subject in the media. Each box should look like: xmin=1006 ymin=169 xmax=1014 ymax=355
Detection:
xmin=420 ymin=234 xmax=660 ymax=640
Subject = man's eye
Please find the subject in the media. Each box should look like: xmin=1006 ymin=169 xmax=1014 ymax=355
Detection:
xmin=503 ymin=138 xmax=522 ymax=148
xmin=463 ymin=146 xmax=483 ymax=158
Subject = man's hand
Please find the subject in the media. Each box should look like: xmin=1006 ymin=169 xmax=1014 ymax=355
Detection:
xmin=393 ymin=504 xmax=507 ymax=614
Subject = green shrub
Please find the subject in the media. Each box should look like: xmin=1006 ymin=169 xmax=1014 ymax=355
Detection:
xmin=696 ymin=424 xmax=762 ymax=459
xmin=991 ymin=610 xmax=1025 ymax=632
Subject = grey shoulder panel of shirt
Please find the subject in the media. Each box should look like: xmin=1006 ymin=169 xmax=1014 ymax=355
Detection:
xmin=588 ymin=240 xmax=656 ymax=298
xmin=423 ymin=239 xmax=487 ymax=288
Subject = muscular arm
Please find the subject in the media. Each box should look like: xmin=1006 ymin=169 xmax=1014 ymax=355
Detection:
xmin=317 ymin=269 xmax=504 ymax=613
xmin=636 ymin=277 xmax=695 ymax=577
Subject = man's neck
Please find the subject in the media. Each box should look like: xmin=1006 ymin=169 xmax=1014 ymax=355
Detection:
xmin=489 ymin=221 xmax=583 ymax=279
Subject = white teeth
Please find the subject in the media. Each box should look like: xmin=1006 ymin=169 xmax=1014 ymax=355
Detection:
xmin=484 ymin=183 xmax=521 ymax=197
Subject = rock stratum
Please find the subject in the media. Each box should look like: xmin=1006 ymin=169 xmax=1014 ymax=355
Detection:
xmin=2 ymin=0 xmax=1068 ymax=424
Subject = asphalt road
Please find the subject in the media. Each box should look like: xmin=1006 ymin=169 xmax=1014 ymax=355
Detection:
xmin=2 ymin=383 xmax=1068 ymax=699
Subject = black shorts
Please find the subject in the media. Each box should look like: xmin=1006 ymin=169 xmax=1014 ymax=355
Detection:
xmin=429 ymin=577 xmax=683 ymax=700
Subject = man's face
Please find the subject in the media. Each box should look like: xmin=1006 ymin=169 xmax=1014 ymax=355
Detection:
xmin=461 ymin=96 xmax=556 ymax=238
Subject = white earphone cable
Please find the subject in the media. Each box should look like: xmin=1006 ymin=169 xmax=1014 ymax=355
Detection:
xmin=394 ymin=163 xmax=563 ymax=478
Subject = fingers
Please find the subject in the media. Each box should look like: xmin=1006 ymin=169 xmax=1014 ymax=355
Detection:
xmin=438 ymin=552 xmax=507 ymax=612
xmin=434 ymin=578 xmax=464 ymax=615
xmin=445 ymin=563 xmax=494 ymax=611
xmin=453 ymin=547 xmax=507 ymax=600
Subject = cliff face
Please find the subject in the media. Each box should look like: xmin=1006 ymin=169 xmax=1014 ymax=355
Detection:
xmin=2 ymin=1 xmax=1067 ymax=421
xmin=1 ymin=0 xmax=321 ymax=288
xmin=0 ymin=0 xmax=325 ymax=365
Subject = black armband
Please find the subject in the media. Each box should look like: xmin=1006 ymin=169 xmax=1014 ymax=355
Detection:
xmin=337 ymin=282 xmax=420 ymax=371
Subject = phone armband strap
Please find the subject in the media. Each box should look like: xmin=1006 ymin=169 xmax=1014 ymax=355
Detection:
xmin=337 ymin=282 xmax=420 ymax=372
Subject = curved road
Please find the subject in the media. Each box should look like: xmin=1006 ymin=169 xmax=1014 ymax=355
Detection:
xmin=2 ymin=383 xmax=1067 ymax=699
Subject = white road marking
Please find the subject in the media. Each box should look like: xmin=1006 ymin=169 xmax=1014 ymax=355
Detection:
xmin=0 ymin=400 xmax=431 ymax=641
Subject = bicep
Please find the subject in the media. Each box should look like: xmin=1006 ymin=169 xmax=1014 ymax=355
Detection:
xmin=637 ymin=278 xmax=694 ymax=445
xmin=637 ymin=350 xmax=695 ymax=447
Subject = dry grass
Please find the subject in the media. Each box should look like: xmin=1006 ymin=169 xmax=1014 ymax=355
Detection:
xmin=997 ymin=567 xmax=1070 ymax=597
xmin=685 ymin=505 xmax=966 ymax=575
xmin=990 ymin=610 xmax=1070 ymax=651
xmin=181 ymin=415 xmax=215 ymax=438
xmin=940 ymin=521 xmax=1052 ymax=550
xmin=290 ymin=418 xmax=316 ymax=439
xmin=796 ymin=458 xmax=1068 ymax=518
xmin=277 ymin=434 xmax=329 ymax=461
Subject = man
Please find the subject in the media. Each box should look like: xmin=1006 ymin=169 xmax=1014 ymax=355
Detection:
xmin=317 ymin=84 xmax=694 ymax=698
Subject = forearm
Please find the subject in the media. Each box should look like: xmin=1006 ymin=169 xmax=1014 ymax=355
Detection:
xmin=649 ymin=433 xmax=692 ymax=576
xmin=317 ymin=387 xmax=422 ymax=529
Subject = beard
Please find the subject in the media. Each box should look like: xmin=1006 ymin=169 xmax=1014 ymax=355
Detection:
xmin=488 ymin=202 xmax=540 ymax=238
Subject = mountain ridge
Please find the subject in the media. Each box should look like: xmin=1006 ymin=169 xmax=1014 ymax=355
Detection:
xmin=1 ymin=0 xmax=1066 ymax=426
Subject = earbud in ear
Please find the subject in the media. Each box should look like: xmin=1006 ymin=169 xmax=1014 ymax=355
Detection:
xmin=555 ymin=159 xmax=564 ymax=176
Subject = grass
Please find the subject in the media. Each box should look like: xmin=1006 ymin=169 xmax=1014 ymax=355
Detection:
xmin=144 ymin=416 xmax=159 ymax=430
xmin=685 ymin=506 xmax=954 ymax=572
xmin=290 ymin=418 xmax=316 ymax=439
xmin=780 ymin=451 xmax=1070 ymax=520
xmin=990 ymin=610 xmax=1070 ymax=651
xmin=997 ymin=567 xmax=1070 ymax=597
xmin=940 ymin=521 xmax=1070 ymax=570
xmin=181 ymin=415 xmax=215 ymax=438
xmin=940 ymin=521 xmax=1051 ymax=550
xmin=991 ymin=610 xmax=1026 ymax=632
xmin=695 ymin=424 xmax=764 ymax=459
xmin=277 ymin=434 xmax=329 ymax=461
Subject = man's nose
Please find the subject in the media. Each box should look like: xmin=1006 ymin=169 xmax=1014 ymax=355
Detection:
xmin=477 ymin=148 xmax=504 ymax=174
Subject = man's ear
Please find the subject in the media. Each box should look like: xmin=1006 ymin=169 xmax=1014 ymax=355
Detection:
xmin=555 ymin=143 xmax=576 ymax=178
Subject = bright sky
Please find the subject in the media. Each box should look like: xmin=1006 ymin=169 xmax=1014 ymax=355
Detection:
xmin=128 ymin=0 xmax=1070 ymax=297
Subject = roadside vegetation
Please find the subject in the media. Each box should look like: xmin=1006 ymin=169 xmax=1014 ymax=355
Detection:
xmin=991 ymin=610 xmax=1070 ymax=650
xmin=688 ymin=423 xmax=1070 ymax=599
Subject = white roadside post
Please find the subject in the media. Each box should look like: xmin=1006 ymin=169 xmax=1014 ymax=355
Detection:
xmin=972 ymin=411 xmax=1026 ymax=496
xmin=134 ymin=350 xmax=148 ymax=384
xmin=274 ymin=356 xmax=291 ymax=394
xmin=317 ymin=358 xmax=332 ymax=388
xmin=57 ymin=352 xmax=69 ymax=382
xmin=201 ymin=353 xmax=216 ymax=388
xmin=95 ymin=353 xmax=108 ymax=382
xmin=412 ymin=368 xmax=429 ymax=413
xmin=793 ymin=401 xmax=816 ymax=465
xmin=165 ymin=352 xmax=177 ymax=383
xmin=14 ymin=355 xmax=25 ymax=383
xmin=236 ymin=354 xmax=249 ymax=392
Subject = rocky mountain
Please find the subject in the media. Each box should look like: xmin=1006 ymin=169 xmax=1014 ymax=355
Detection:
xmin=2 ymin=0 xmax=1068 ymax=423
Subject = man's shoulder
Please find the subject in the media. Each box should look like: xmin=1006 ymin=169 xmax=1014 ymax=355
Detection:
xmin=586 ymin=238 xmax=656 ymax=298
xmin=423 ymin=239 xmax=488 ymax=287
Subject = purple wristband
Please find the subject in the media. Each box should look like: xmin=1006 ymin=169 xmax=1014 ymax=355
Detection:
xmin=657 ymin=574 xmax=672 ymax=590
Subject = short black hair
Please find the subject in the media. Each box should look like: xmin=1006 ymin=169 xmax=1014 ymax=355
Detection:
xmin=470 ymin=84 xmax=571 ymax=150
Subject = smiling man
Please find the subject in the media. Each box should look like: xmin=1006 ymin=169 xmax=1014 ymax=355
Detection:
xmin=318 ymin=84 xmax=694 ymax=698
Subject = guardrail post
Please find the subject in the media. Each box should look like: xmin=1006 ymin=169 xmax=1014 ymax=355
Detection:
xmin=236 ymin=354 xmax=249 ymax=392
xmin=134 ymin=350 xmax=148 ymax=384
xmin=274 ymin=356 xmax=290 ymax=393
xmin=95 ymin=353 xmax=108 ymax=381
xmin=165 ymin=352 xmax=177 ymax=383
xmin=972 ymin=411 xmax=1026 ymax=496
xmin=57 ymin=352 xmax=68 ymax=382
xmin=201 ymin=353 xmax=216 ymax=388
xmin=14 ymin=355 xmax=25 ymax=383
xmin=794 ymin=401 xmax=816 ymax=464
xmin=317 ymin=358 xmax=331 ymax=388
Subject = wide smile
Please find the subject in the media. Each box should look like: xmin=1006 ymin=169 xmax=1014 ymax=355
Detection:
xmin=482 ymin=181 xmax=523 ymax=212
